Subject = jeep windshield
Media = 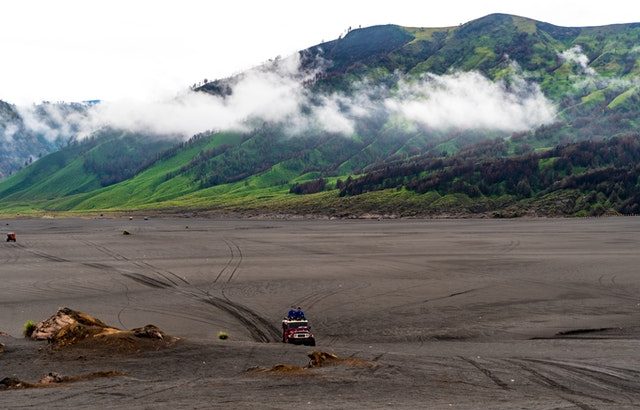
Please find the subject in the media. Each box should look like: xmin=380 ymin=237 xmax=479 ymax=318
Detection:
xmin=287 ymin=322 xmax=308 ymax=329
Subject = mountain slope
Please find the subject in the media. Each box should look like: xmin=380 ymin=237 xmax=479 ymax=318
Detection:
xmin=337 ymin=134 xmax=640 ymax=216
xmin=2 ymin=14 xmax=640 ymax=216
xmin=302 ymin=14 xmax=639 ymax=98
xmin=59 ymin=131 xmax=245 ymax=211
xmin=0 ymin=130 xmax=175 ymax=205
xmin=0 ymin=100 xmax=97 ymax=178
xmin=0 ymin=101 xmax=56 ymax=179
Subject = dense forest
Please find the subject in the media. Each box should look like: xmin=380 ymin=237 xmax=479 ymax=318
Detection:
xmin=338 ymin=134 xmax=640 ymax=215
xmin=82 ymin=133 xmax=175 ymax=186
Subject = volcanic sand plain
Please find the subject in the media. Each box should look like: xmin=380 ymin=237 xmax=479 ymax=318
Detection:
xmin=1 ymin=216 xmax=640 ymax=408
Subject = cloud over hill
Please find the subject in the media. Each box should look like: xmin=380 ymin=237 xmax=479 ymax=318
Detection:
xmin=13 ymin=53 xmax=557 ymax=141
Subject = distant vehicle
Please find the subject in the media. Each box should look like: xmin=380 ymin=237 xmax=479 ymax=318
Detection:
xmin=282 ymin=318 xmax=316 ymax=346
xmin=6 ymin=232 xmax=16 ymax=242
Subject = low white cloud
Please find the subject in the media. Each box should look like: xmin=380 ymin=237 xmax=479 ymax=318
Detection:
xmin=573 ymin=75 xmax=640 ymax=95
xmin=1 ymin=123 xmax=19 ymax=141
xmin=311 ymin=96 xmax=355 ymax=134
xmin=76 ymin=54 xmax=311 ymax=137
xmin=560 ymin=45 xmax=640 ymax=95
xmin=559 ymin=45 xmax=596 ymax=76
xmin=16 ymin=103 xmax=91 ymax=142
xmin=11 ymin=53 xmax=556 ymax=142
xmin=384 ymin=71 xmax=556 ymax=132
xmin=11 ymin=53 xmax=357 ymax=140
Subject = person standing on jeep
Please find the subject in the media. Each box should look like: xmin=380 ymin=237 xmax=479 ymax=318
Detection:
xmin=295 ymin=306 xmax=305 ymax=320
xmin=287 ymin=306 xmax=297 ymax=319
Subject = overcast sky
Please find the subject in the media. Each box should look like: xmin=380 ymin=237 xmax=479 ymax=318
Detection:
xmin=2 ymin=0 xmax=638 ymax=104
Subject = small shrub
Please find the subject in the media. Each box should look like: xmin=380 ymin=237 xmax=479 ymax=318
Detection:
xmin=290 ymin=178 xmax=327 ymax=195
xmin=23 ymin=320 xmax=36 ymax=338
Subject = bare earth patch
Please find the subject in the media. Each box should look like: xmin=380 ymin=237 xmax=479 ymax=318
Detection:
xmin=31 ymin=307 xmax=176 ymax=352
xmin=247 ymin=351 xmax=377 ymax=375
xmin=0 ymin=371 xmax=124 ymax=390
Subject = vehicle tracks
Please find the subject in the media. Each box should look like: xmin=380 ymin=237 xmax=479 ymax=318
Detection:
xmin=507 ymin=359 xmax=618 ymax=405
xmin=1 ymin=242 xmax=20 ymax=264
xmin=521 ymin=358 xmax=640 ymax=402
xmin=458 ymin=356 xmax=511 ymax=390
xmin=12 ymin=242 xmax=69 ymax=263
xmin=75 ymin=236 xmax=279 ymax=343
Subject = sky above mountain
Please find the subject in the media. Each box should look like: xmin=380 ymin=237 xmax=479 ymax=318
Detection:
xmin=1 ymin=0 xmax=637 ymax=104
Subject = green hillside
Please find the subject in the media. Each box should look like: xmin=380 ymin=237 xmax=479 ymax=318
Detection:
xmin=0 ymin=101 xmax=92 ymax=179
xmin=0 ymin=101 xmax=56 ymax=179
xmin=0 ymin=130 xmax=174 ymax=207
xmin=2 ymin=14 xmax=640 ymax=217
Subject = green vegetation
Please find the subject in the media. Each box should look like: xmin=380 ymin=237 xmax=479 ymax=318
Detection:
xmin=2 ymin=14 xmax=640 ymax=217
xmin=0 ymin=130 xmax=174 ymax=202
xmin=23 ymin=320 xmax=36 ymax=338
xmin=338 ymin=135 xmax=640 ymax=216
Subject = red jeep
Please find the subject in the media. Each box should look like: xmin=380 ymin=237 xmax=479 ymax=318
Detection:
xmin=282 ymin=319 xmax=316 ymax=346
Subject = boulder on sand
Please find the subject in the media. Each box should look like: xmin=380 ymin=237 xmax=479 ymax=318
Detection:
xmin=31 ymin=307 xmax=109 ymax=341
xmin=132 ymin=324 xmax=167 ymax=340
xmin=0 ymin=377 xmax=33 ymax=389
xmin=0 ymin=371 xmax=123 ymax=390
xmin=307 ymin=351 xmax=339 ymax=367
xmin=31 ymin=307 xmax=173 ymax=350
xmin=38 ymin=372 xmax=65 ymax=384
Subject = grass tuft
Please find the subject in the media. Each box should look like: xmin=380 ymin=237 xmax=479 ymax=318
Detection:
xmin=23 ymin=320 xmax=36 ymax=338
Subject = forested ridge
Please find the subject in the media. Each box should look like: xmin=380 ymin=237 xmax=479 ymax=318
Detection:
xmin=337 ymin=135 xmax=640 ymax=216
xmin=2 ymin=14 xmax=640 ymax=216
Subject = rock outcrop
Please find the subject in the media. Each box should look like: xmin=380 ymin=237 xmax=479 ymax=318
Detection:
xmin=307 ymin=351 xmax=339 ymax=367
xmin=0 ymin=371 xmax=123 ymax=390
xmin=31 ymin=307 xmax=173 ymax=351
xmin=31 ymin=307 xmax=110 ymax=341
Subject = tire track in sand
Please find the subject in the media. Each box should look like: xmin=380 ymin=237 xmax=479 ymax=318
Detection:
xmin=78 ymin=237 xmax=279 ymax=343
xmin=507 ymin=359 xmax=617 ymax=406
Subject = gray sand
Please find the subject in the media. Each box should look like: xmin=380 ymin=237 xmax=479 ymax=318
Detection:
xmin=1 ymin=217 xmax=639 ymax=408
